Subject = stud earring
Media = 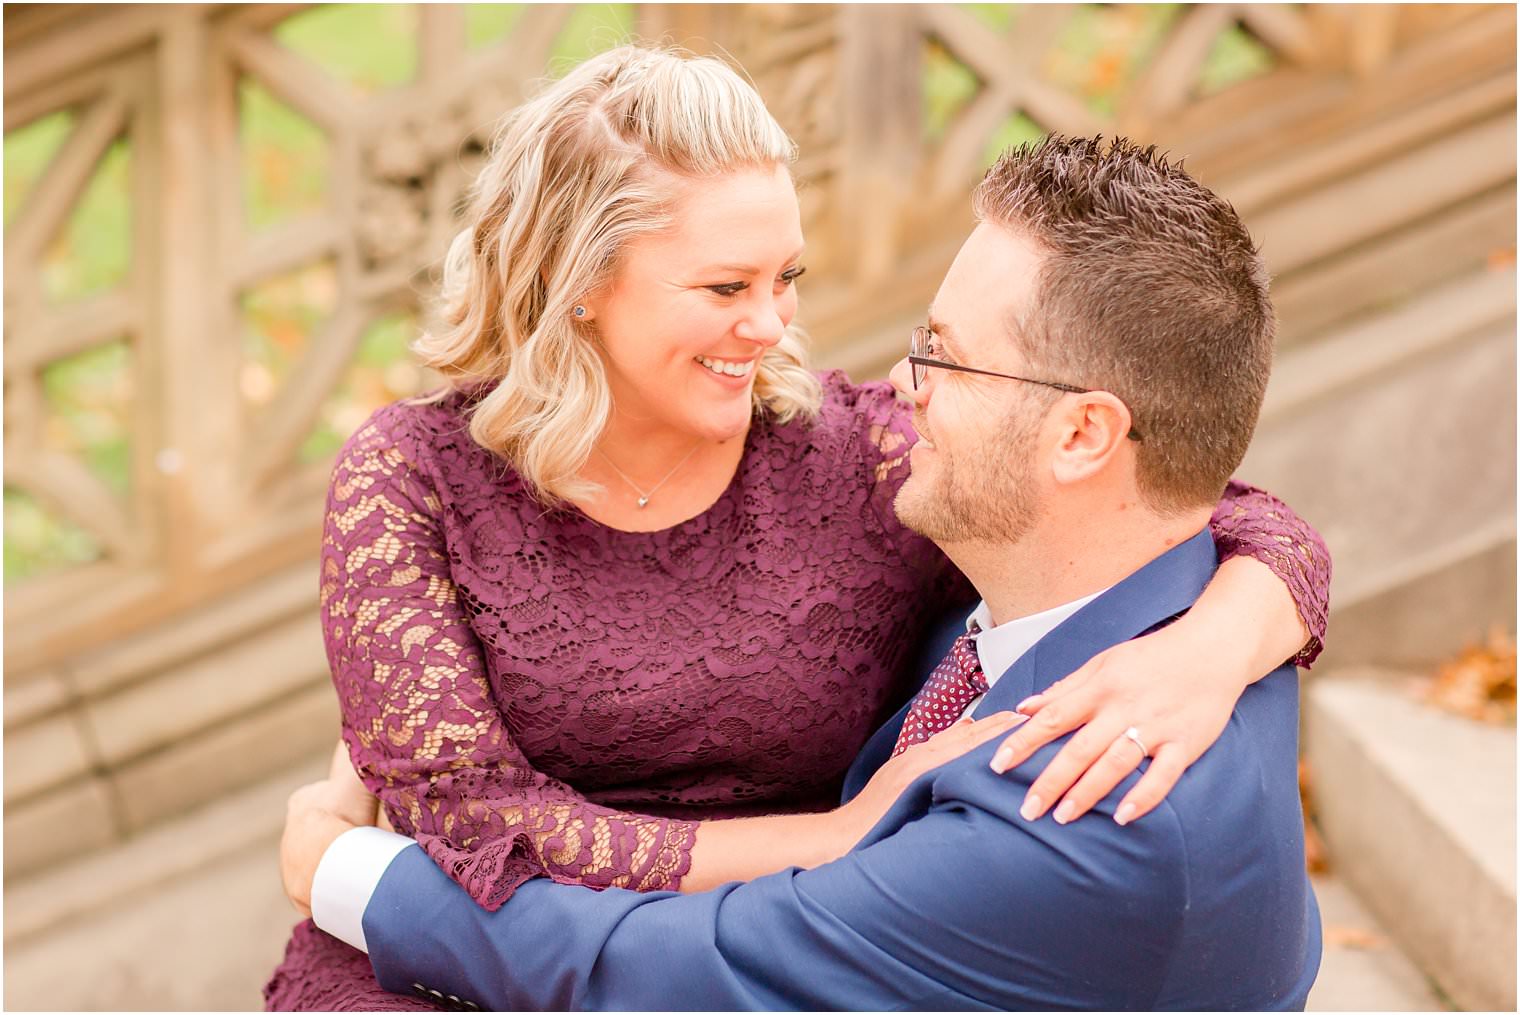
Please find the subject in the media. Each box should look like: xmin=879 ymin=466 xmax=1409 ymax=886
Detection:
xmin=573 ymin=305 xmax=587 ymax=318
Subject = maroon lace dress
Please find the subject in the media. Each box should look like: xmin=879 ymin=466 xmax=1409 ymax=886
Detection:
xmin=265 ymin=371 xmax=1329 ymax=1011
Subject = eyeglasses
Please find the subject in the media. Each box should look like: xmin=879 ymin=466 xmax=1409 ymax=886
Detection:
xmin=908 ymin=326 xmax=1141 ymax=441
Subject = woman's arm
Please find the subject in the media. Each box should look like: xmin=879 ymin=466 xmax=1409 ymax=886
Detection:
xmin=681 ymin=711 xmax=1024 ymax=892
xmin=324 ymin=416 xmax=701 ymax=909
xmin=326 ymin=412 xmax=1008 ymax=902
xmin=988 ymin=479 xmax=1331 ymax=825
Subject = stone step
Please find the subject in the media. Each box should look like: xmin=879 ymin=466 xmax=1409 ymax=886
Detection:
xmin=1240 ymin=266 xmax=1517 ymax=672
xmin=0 ymin=741 xmax=1469 ymax=1011
xmin=1305 ymin=672 xmax=1517 ymax=1011
xmin=4 ymin=752 xmax=326 ymax=1010
xmin=1308 ymin=872 xmax=1449 ymax=1011
xmin=5 ymin=752 xmax=323 ymax=948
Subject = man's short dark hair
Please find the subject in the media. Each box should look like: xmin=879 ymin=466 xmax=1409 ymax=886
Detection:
xmin=973 ymin=134 xmax=1275 ymax=514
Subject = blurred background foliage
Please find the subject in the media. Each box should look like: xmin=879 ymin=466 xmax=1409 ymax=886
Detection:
xmin=2 ymin=2 xmax=1276 ymax=584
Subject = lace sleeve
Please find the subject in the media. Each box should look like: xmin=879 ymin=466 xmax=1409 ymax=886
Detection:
xmin=321 ymin=415 xmax=697 ymax=912
xmin=1208 ymin=479 xmax=1331 ymax=668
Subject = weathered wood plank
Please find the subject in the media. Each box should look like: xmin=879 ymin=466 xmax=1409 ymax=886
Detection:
xmin=3 ymin=5 xmax=201 ymax=98
xmin=418 ymin=4 xmax=467 ymax=83
xmin=232 ymin=216 xmax=343 ymax=289
xmin=836 ymin=5 xmax=925 ymax=285
xmin=1173 ymin=5 xmax=1516 ymax=176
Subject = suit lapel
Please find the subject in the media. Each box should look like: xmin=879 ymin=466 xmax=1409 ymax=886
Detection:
xmin=972 ymin=529 xmax=1218 ymax=718
xmin=843 ymin=530 xmax=1218 ymax=806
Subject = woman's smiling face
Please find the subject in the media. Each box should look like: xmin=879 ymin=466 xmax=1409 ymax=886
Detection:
xmin=585 ymin=164 xmax=805 ymax=443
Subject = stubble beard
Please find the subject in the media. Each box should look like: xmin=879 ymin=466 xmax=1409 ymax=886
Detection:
xmin=894 ymin=405 xmax=1045 ymax=546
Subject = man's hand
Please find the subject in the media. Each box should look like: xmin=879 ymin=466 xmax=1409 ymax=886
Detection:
xmin=281 ymin=741 xmax=382 ymax=918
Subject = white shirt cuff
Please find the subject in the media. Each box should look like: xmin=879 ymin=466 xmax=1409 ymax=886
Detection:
xmin=310 ymin=825 xmax=414 ymax=954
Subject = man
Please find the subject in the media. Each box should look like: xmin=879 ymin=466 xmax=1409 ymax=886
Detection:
xmin=283 ymin=135 xmax=1321 ymax=1010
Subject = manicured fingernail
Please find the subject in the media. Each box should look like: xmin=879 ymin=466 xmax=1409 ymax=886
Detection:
xmin=1053 ymin=800 xmax=1075 ymax=825
xmin=1115 ymin=802 xmax=1136 ymax=826
xmin=990 ymin=747 xmax=1014 ymax=773
xmin=1015 ymin=694 xmax=1041 ymax=713
xmin=1019 ymin=793 xmax=1043 ymax=821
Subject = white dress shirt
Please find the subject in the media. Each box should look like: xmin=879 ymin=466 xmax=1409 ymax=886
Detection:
xmin=312 ymin=589 xmax=1108 ymax=953
xmin=958 ymin=589 xmax=1103 ymax=719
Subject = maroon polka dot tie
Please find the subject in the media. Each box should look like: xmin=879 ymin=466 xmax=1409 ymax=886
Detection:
xmin=891 ymin=628 xmax=988 ymax=757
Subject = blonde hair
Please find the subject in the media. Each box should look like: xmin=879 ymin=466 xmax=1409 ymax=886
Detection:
xmin=414 ymin=44 xmax=822 ymax=503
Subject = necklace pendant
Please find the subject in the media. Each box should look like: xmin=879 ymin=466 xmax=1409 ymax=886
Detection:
xmin=636 ymin=496 xmax=650 ymax=508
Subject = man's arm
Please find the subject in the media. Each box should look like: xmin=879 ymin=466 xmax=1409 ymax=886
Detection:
xmin=358 ymin=759 xmax=1188 ymax=1011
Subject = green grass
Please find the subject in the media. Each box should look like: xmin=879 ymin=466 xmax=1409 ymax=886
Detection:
xmin=546 ymin=5 xmax=635 ymax=75
xmin=962 ymin=5 xmax=1018 ymax=33
xmin=923 ymin=38 xmax=980 ymax=142
xmin=4 ymin=487 xmax=102 ymax=582
xmin=41 ymin=340 xmax=134 ymax=497
xmin=42 ymin=138 xmax=131 ymax=303
xmin=274 ymin=4 xmax=418 ymax=94
xmin=4 ymin=109 xmax=74 ymax=229
xmin=467 ymin=4 xmax=527 ymax=49
xmin=1199 ymin=23 xmax=1277 ymax=95
xmin=983 ymin=112 xmax=1049 ymax=166
xmin=1044 ymin=4 xmax=1182 ymax=118
xmin=240 ymin=80 xmax=328 ymax=230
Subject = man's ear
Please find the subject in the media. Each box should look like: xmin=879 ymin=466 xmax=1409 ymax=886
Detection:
xmin=1049 ymin=392 xmax=1134 ymax=485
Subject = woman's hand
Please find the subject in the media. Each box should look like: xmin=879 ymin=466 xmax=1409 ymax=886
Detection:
xmin=987 ymin=554 xmax=1312 ymax=827
xmin=836 ymin=711 xmax=1027 ymax=847
xmin=988 ymin=618 xmax=1249 ymax=827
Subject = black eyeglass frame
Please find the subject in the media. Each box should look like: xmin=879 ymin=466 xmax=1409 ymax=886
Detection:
xmin=908 ymin=326 xmax=1141 ymax=441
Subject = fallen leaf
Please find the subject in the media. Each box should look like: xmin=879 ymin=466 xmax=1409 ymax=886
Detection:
xmin=1425 ymin=627 xmax=1516 ymax=725
xmin=1299 ymin=759 xmax=1329 ymax=873
xmin=1324 ymin=924 xmax=1385 ymax=950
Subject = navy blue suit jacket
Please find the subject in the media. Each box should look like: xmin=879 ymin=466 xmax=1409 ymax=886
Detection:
xmin=363 ymin=531 xmax=1321 ymax=1010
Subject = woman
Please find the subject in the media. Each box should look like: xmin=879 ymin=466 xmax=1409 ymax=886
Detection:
xmin=266 ymin=45 xmax=1328 ymax=1010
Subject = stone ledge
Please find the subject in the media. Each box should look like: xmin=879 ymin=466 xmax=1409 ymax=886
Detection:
xmin=4 ymin=751 xmax=326 ymax=947
xmin=1259 ymin=266 xmax=1515 ymax=426
xmin=66 ymin=561 xmax=319 ymax=700
xmin=1316 ymin=523 xmax=1516 ymax=672
xmin=1305 ymin=673 xmax=1516 ymax=1011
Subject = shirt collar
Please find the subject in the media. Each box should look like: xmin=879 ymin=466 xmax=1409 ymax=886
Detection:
xmin=966 ymin=588 xmax=1108 ymax=692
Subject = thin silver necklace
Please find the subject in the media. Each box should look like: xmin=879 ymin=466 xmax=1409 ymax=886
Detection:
xmin=596 ymin=440 xmax=704 ymax=509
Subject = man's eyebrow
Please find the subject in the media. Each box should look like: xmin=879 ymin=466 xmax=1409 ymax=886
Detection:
xmin=925 ymin=310 xmax=964 ymax=359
